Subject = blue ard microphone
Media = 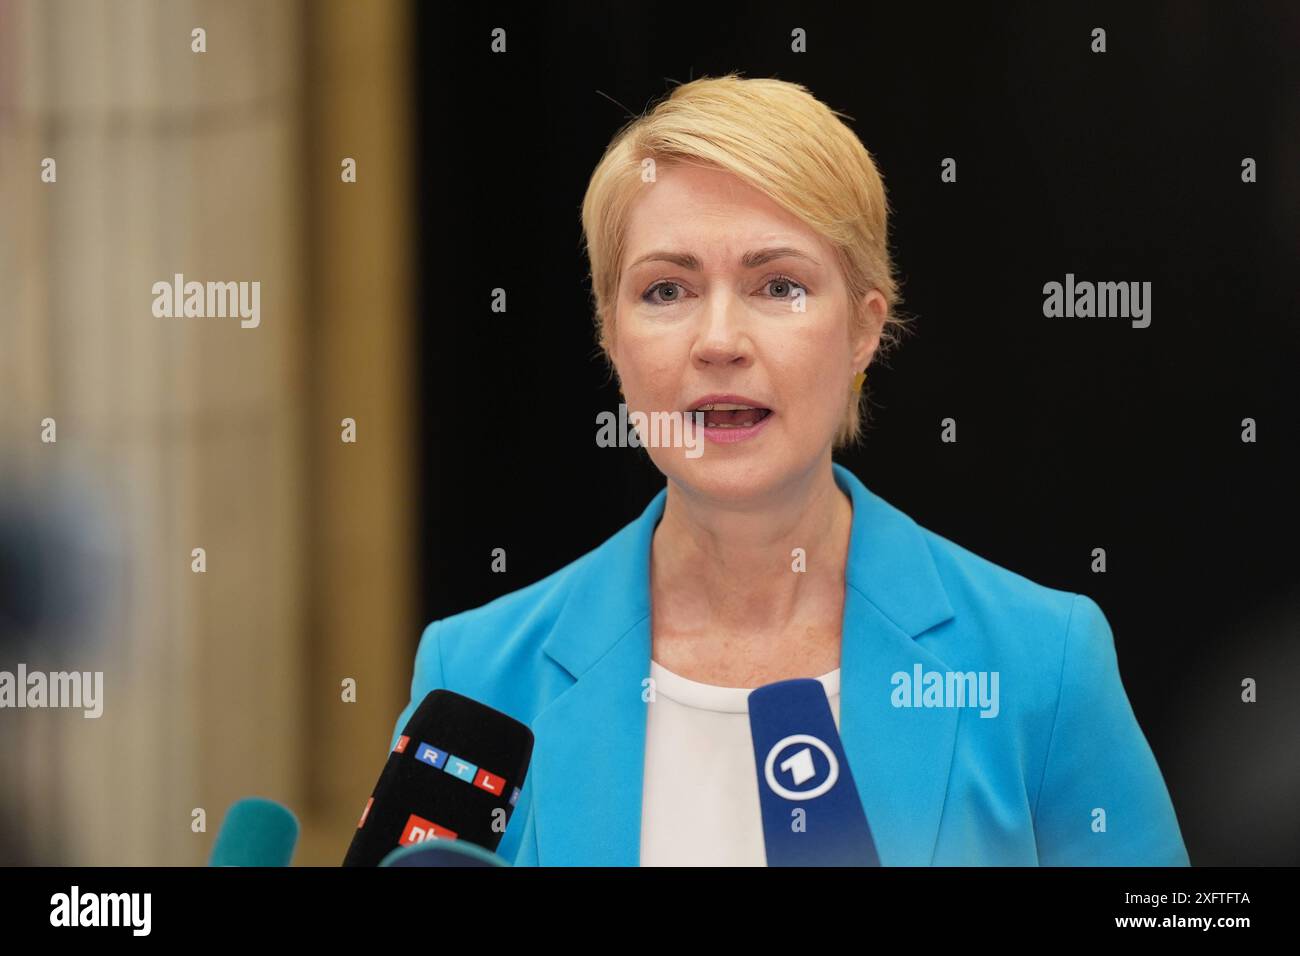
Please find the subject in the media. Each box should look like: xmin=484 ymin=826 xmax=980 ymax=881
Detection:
xmin=747 ymin=678 xmax=880 ymax=866
xmin=209 ymin=797 xmax=300 ymax=866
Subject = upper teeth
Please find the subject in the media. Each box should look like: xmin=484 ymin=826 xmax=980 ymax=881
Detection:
xmin=697 ymin=403 xmax=755 ymax=411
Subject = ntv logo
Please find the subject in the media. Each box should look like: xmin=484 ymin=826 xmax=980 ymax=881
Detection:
xmin=1043 ymin=273 xmax=1151 ymax=328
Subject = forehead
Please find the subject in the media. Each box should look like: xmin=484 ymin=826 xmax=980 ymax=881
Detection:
xmin=621 ymin=163 xmax=829 ymax=264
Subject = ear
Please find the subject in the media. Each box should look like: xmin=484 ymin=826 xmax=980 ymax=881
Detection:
xmin=850 ymin=289 xmax=888 ymax=371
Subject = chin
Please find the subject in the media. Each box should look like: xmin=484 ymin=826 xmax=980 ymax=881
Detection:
xmin=661 ymin=453 xmax=810 ymax=507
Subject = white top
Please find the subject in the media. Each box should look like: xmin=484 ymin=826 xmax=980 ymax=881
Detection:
xmin=638 ymin=659 xmax=842 ymax=866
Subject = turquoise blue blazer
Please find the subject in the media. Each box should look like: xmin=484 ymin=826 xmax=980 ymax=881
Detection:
xmin=389 ymin=463 xmax=1189 ymax=866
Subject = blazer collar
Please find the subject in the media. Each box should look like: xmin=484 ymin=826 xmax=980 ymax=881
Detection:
xmin=529 ymin=463 xmax=959 ymax=865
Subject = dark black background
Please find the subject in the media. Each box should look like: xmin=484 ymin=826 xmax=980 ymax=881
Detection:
xmin=410 ymin=1 xmax=1300 ymax=865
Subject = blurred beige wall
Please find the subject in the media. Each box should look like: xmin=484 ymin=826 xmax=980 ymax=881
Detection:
xmin=0 ymin=0 xmax=414 ymax=865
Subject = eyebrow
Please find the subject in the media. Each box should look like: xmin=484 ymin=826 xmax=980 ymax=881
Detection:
xmin=627 ymin=246 xmax=820 ymax=271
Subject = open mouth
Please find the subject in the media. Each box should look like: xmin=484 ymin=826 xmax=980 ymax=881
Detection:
xmin=689 ymin=402 xmax=773 ymax=429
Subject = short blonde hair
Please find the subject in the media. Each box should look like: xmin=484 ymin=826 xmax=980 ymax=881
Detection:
xmin=580 ymin=72 xmax=911 ymax=447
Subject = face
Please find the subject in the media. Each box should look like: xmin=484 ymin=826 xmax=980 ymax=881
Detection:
xmin=609 ymin=163 xmax=885 ymax=504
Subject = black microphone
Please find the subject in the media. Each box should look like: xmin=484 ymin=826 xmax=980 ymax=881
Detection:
xmin=343 ymin=689 xmax=533 ymax=866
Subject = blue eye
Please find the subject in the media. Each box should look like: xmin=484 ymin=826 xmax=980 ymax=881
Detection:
xmin=642 ymin=281 xmax=686 ymax=305
xmin=763 ymin=275 xmax=807 ymax=299
xmin=640 ymin=276 xmax=808 ymax=305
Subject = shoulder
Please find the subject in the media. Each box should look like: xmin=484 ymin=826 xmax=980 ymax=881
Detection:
xmin=918 ymin=519 xmax=1082 ymax=633
xmin=406 ymin=513 xmax=643 ymax=720
xmin=900 ymin=511 xmax=1185 ymax=864
xmin=908 ymin=514 xmax=1116 ymax=719
xmin=838 ymin=465 xmax=1095 ymax=670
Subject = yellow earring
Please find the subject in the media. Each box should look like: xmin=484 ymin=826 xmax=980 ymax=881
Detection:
xmin=852 ymin=370 xmax=867 ymax=393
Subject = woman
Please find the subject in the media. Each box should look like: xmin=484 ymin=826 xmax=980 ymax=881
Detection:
xmin=389 ymin=74 xmax=1189 ymax=867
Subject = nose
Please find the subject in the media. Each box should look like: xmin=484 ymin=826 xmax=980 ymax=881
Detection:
xmin=690 ymin=290 xmax=753 ymax=371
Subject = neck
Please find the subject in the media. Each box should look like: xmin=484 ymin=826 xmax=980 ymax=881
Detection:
xmin=650 ymin=458 xmax=853 ymax=648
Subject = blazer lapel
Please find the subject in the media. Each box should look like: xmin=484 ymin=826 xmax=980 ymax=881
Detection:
xmin=833 ymin=462 xmax=959 ymax=865
xmin=527 ymin=464 xmax=958 ymax=866
xmin=527 ymin=493 xmax=662 ymax=866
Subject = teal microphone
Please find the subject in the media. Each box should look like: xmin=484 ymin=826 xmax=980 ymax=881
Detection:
xmin=209 ymin=797 xmax=300 ymax=867
xmin=379 ymin=839 xmax=508 ymax=867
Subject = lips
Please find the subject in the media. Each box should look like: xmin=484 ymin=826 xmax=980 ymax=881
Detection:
xmin=696 ymin=405 xmax=772 ymax=428
xmin=686 ymin=396 xmax=773 ymax=430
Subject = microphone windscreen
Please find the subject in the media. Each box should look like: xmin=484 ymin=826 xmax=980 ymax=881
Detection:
xmin=344 ymin=689 xmax=533 ymax=866
xmin=380 ymin=839 xmax=508 ymax=867
xmin=748 ymin=678 xmax=880 ymax=866
xmin=209 ymin=797 xmax=300 ymax=867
